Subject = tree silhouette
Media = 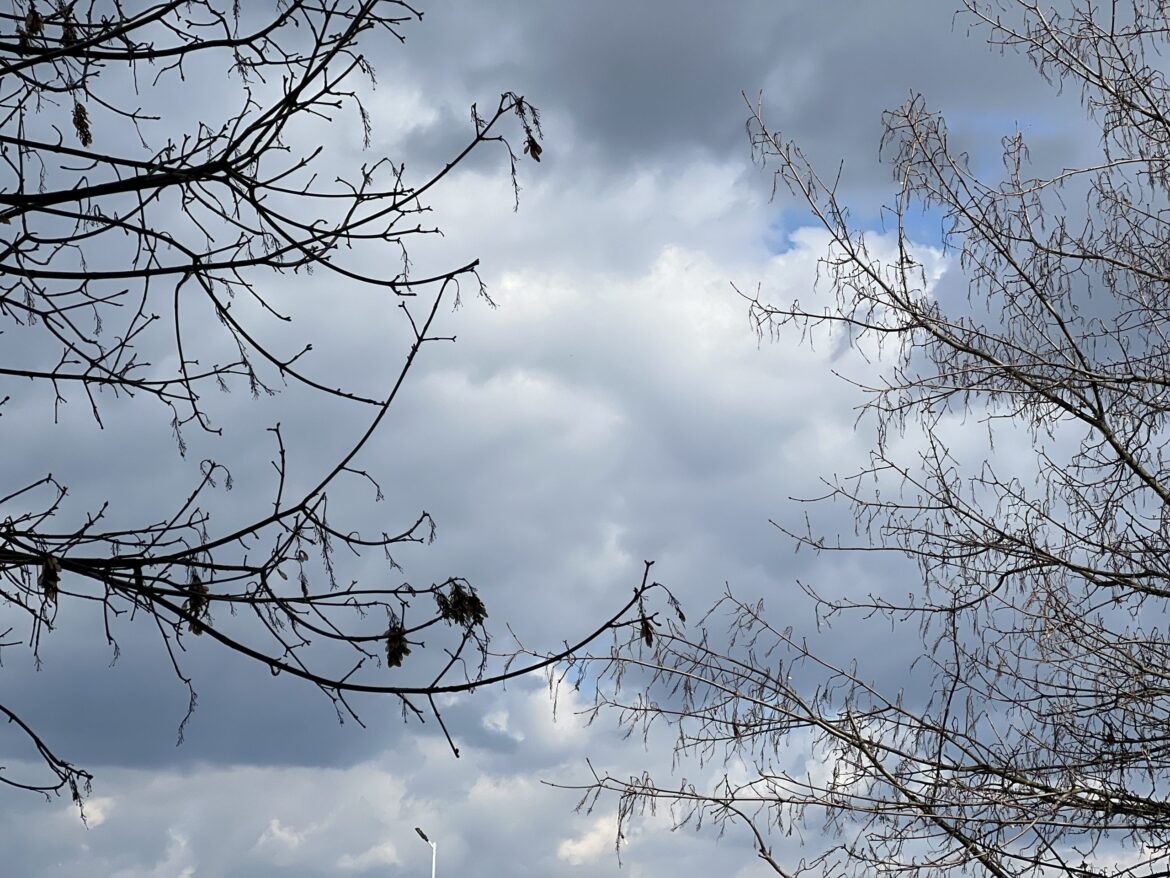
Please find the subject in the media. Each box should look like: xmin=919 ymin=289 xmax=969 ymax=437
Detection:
xmin=564 ymin=2 xmax=1170 ymax=876
xmin=0 ymin=0 xmax=654 ymax=807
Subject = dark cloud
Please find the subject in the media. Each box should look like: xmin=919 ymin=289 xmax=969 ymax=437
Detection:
xmin=392 ymin=1 xmax=1085 ymax=191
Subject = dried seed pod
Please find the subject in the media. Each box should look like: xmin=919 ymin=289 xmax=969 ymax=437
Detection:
xmin=640 ymin=617 xmax=653 ymax=647
xmin=24 ymin=5 xmax=43 ymax=38
xmin=184 ymin=574 xmax=210 ymax=635
xmin=39 ymin=556 xmax=61 ymax=604
xmin=385 ymin=622 xmax=411 ymax=668
xmin=72 ymin=103 xmax=92 ymax=146
xmin=435 ymin=582 xmax=487 ymax=628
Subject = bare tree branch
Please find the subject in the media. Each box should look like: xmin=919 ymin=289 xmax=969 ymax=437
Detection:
xmin=563 ymin=3 xmax=1170 ymax=876
xmin=0 ymin=0 xmax=630 ymax=807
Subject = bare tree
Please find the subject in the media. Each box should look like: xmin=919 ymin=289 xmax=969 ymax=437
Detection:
xmin=0 ymin=1 xmax=655 ymax=808
xmin=555 ymin=2 xmax=1170 ymax=876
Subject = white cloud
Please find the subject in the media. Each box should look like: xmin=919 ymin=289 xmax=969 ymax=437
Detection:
xmin=467 ymin=772 xmax=538 ymax=810
xmin=256 ymin=817 xmax=305 ymax=851
xmin=557 ymin=815 xmax=618 ymax=866
xmin=2 ymin=224 xmax=948 ymax=878
xmin=65 ymin=795 xmax=114 ymax=829
xmin=109 ymin=829 xmax=195 ymax=878
xmin=337 ymin=841 xmax=400 ymax=870
xmin=363 ymin=85 xmax=441 ymax=149
xmin=482 ymin=707 xmax=524 ymax=741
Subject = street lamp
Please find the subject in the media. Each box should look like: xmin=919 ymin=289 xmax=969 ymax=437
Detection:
xmin=415 ymin=827 xmax=436 ymax=878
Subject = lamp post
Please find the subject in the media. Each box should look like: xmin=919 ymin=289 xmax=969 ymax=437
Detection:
xmin=415 ymin=827 xmax=437 ymax=878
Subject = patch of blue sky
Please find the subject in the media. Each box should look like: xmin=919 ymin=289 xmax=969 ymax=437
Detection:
xmin=763 ymin=98 xmax=1090 ymax=258
xmin=764 ymin=202 xmax=950 ymax=256
xmin=947 ymin=107 xmax=1091 ymax=171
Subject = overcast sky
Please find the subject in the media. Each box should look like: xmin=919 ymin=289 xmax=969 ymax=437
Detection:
xmin=0 ymin=3 xmax=1095 ymax=876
